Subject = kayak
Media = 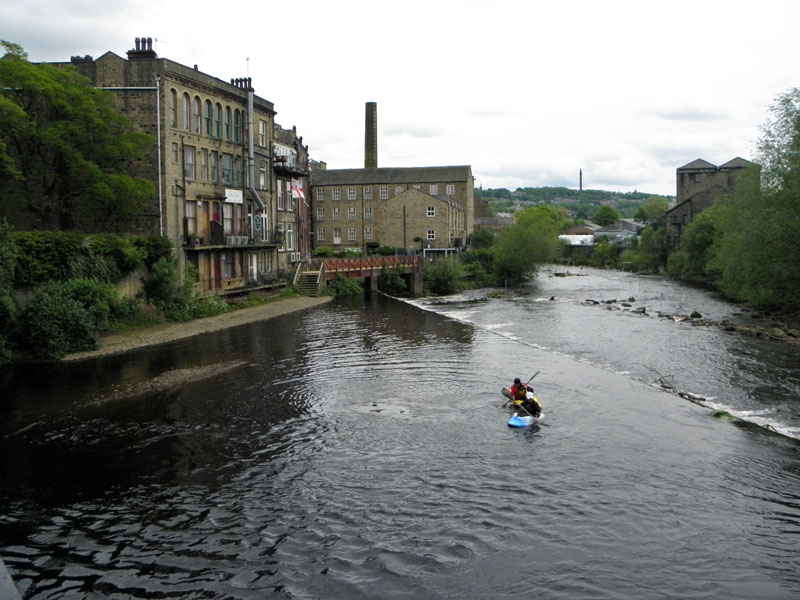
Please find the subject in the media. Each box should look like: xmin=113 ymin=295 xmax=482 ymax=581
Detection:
xmin=502 ymin=387 xmax=543 ymax=427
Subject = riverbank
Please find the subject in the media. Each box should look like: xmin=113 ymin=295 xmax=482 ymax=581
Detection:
xmin=63 ymin=295 xmax=333 ymax=361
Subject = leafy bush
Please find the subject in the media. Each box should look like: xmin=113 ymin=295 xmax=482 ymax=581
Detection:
xmin=378 ymin=265 xmax=407 ymax=295
xmin=327 ymin=276 xmax=364 ymax=296
xmin=588 ymin=242 xmax=620 ymax=268
xmin=12 ymin=231 xmax=84 ymax=286
xmin=0 ymin=222 xmax=17 ymax=363
xmin=133 ymin=235 xmax=174 ymax=268
xmin=18 ymin=282 xmax=98 ymax=359
xmin=87 ymin=234 xmax=146 ymax=273
xmin=60 ymin=278 xmax=119 ymax=330
xmin=143 ymin=256 xmax=196 ymax=320
xmin=424 ymin=258 xmax=464 ymax=295
xmin=312 ymin=246 xmax=336 ymax=257
xmin=374 ymin=246 xmax=398 ymax=256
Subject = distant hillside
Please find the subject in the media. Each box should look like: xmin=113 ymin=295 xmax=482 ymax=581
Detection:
xmin=476 ymin=187 xmax=673 ymax=220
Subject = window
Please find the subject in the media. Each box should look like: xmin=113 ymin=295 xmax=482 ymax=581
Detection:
xmin=427 ymin=206 xmax=435 ymax=217
xmin=364 ymin=206 xmax=372 ymax=220
xmin=332 ymin=187 xmax=341 ymax=201
xmin=171 ymin=142 xmax=178 ymax=163
xmin=223 ymin=203 xmax=233 ymax=234
xmin=348 ymin=187 xmax=356 ymax=200
xmin=225 ymin=107 xmax=232 ymax=141
xmin=257 ymin=250 xmax=271 ymax=274
xmin=277 ymin=180 xmax=285 ymax=210
xmin=332 ymin=207 xmax=341 ymax=221
xmin=169 ymin=89 xmax=177 ymax=127
xmin=205 ymin=100 xmax=212 ymax=135
xmin=211 ymin=151 xmax=219 ymax=183
xmin=233 ymin=157 xmax=242 ymax=186
xmin=221 ymin=153 xmax=233 ymax=185
xmin=259 ymin=161 xmax=267 ymax=189
xmin=183 ymin=146 xmax=195 ymax=179
xmin=200 ymin=149 xmax=208 ymax=181
xmin=258 ymin=120 xmax=267 ymax=146
xmin=427 ymin=229 xmax=435 ymax=240
xmin=286 ymin=223 xmax=295 ymax=251
xmin=412 ymin=185 xmax=420 ymax=190
xmin=333 ymin=228 xmax=342 ymax=244
xmin=364 ymin=227 xmax=373 ymax=240
xmin=395 ymin=186 xmax=403 ymax=195
xmin=429 ymin=185 xmax=438 ymax=195
xmin=193 ymin=96 xmax=201 ymax=133
xmin=348 ymin=207 xmax=356 ymax=220
xmin=223 ymin=252 xmax=235 ymax=279
xmin=364 ymin=186 xmax=372 ymax=200
xmin=185 ymin=201 xmax=196 ymax=235
xmin=446 ymin=184 xmax=455 ymax=195
xmin=348 ymin=227 xmax=356 ymax=241
xmin=693 ymin=173 xmax=703 ymax=183
xmin=317 ymin=207 xmax=325 ymax=220
xmin=277 ymin=222 xmax=285 ymax=251
xmin=215 ymin=104 xmax=222 ymax=138
xmin=316 ymin=188 xmax=325 ymax=202
xmin=379 ymin=186 xmax=388 ymax=199
xmin=182 ymin=93 xmax=190 ymax=130
xmin=234 ymin=110 xmax=241 ymax=143
xmin=317 ymin=227 xmax=325 ymax=241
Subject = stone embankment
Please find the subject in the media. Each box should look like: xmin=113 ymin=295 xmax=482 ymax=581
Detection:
xmin=64 ymin=296 xmax=333 ymax=361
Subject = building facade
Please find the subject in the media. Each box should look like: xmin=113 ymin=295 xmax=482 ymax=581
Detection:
xmin=62 ymin=37 xmax=310 ymax=292
xmin=664 ymin=157 xmax=753 ymax=249
xmin=310 ymin=166 xmax=474 ymax=254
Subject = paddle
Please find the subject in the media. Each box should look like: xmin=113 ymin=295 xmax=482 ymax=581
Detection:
xmin=503 ymin=371 xmax=540 ymax=406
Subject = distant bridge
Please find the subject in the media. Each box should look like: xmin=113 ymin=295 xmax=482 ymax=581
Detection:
xmin=295 ymin=255 xmax=423 ymax=296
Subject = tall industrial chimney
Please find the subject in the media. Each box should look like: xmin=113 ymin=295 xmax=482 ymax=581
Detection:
xmin=365 ymin=102 xmax=377 ymax=169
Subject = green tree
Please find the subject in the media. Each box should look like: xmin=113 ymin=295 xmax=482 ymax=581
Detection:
xmin=666 ymin=208 xmax=718 ymax=283
xmin=467 ymin=228 xmax=495 ymax=249
xmin=634 ymin=196 xmax=670 ymax=223
xmin=0 ymin=44 xmax=154 ymax=230
xmin=492 ymin=205 xmax=565 ymax=285
xmin=707 ymin=88 xmax=800 ymax=310
xmin=620 ymin=226 xmax=667 ymax=273
xmin=593 ymin=205 xmax=621 ymax=226
xmin=0 ymin=220 xmax=17 ymax=362
xmin=424 ymin=258 xmax=464 ymax=295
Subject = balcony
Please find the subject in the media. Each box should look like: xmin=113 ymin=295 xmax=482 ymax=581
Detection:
xmin=273 ymin=155 xmax=308 ymax=175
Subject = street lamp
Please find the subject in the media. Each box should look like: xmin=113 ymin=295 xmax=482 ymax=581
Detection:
xmin=412 ymin=236 xmax=423 ymax=257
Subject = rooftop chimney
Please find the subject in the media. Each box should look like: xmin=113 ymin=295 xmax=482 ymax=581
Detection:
xmin=365 ymin=102 xmax=377 ymax=169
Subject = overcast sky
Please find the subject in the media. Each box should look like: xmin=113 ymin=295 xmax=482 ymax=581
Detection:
xmin=4 ymin=0 xmax=799 ymax=196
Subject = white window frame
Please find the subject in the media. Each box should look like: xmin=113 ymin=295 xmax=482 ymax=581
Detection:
xmin=259 ymin=120 xmax=267 ymax=146
xmin=317 ymin=227 xmax=325 ymax=241
xmin=348 ymin=227 xmax=357 ymax=241
xmin=429 ymin=184 xmax=438 ymax=195
xmin=427 ymin=229 xmax=435 ymax=240
xmin=317 ymin=207 xmax=325 ymax=220
xmin=364 ymin=227 xmax=373 ymax=240
xmin=427 ymin=206 xmax=435 ymax=217
xmin=183 ymin=146 xmax=195 ymax=179
xmin=259 ymin=161 xmax=267 ymax=189
xmin=316 ymin=188 xmax=325 ymax=202
xmin=363 ymin=206 xmax=373 ymax=220
xmin=347 ymin=187 xmax=356 ymax=200
xmin=446 ymin=184 xmax=455 ymax=195
xmin=364 ymin=186 xmax=372 ymax=200
xmin=332 ymin=207 xmax=341 ymax=221
xmin=395 ymin=186 xmax=403 ymax=196
xmin=332 ymin=187 xmax=341 ymax=201
xmin=348 ymin=207 xmax=356 ymax=220
xmin=333 ymin=228 xmax=342 ymax=245
xmin=379 ymin=186 xmax=388 ymax=199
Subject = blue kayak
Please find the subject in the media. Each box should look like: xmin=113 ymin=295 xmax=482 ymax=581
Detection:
xmin=502 ymin=388 xmax=543 ymax=427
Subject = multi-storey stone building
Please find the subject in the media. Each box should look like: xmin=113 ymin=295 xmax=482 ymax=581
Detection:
xmin=60 ymin=37 xmax=310 ymax=292
xmin=310 ymin=165 xmax=474 ymax=255
xmin=663 ymin=157 xmax=753 ymax=249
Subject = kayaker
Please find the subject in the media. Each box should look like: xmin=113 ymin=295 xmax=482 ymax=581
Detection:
xmin=511 ymin=377 xmax=541 ymax=416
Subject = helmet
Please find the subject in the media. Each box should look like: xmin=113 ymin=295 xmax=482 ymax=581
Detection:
xmin=514 ymin=378 xmax=521 ymax=384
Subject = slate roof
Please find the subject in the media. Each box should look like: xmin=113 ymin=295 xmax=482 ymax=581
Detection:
xmin=311 ymin=165 xmax=472 ymax=185
xmin=677 ymin=158 xmax=718 ymax=171
xmin=719 ymin=157 xmax=753 ymax=169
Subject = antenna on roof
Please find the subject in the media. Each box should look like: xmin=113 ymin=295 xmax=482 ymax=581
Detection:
xmin=154 ymin=38 xmax=167 ymax=51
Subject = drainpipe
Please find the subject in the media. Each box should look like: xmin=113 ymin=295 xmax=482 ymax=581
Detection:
xmin=246 ymin=81 xmax=266 ymax=217
xmin=155 ymin=75 xmax=164 ymax=236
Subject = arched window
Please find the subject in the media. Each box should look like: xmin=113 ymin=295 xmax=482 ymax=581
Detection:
xmin=169 ymin=89 xmax=177 ymax=127
xmin=193 ymin=96 xmax=201 ymax=133
xmin=204 ymin=100 xmax=212 ymax=136
xmin=225 ymin=107 xmax=232 ymax=141
xmin=233 ymin=110 xmax=241 ymax=143
xmin=215 ymin=103 xmax=222 ymax=138
xmin=182 ymin=93 xmax=190 ymax=130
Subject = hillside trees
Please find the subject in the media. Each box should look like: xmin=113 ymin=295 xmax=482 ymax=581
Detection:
xmin=0 ymin=41 xmax=154 ymax=230
xmin=592 ymin=205 xmax=621 ymax=226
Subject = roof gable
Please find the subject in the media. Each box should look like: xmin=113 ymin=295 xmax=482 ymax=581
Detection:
xmin=719 ymin=156 xmax=753 ymax=169
xmin=677 ymin=158 xmax=717 ymax=171
xmin=312 ymin=165 xmax=472 ymax=186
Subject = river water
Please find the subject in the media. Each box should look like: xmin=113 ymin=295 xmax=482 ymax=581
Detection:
xmin=1 ymin=266 xmax=798 ymax=599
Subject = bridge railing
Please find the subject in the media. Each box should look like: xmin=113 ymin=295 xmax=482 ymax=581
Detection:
xmin=321 ymin=255 xmax=420 ymax=272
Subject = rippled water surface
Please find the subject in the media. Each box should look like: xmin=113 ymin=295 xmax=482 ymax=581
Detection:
xmin=1 ymin=268 xmax=799 ymax=599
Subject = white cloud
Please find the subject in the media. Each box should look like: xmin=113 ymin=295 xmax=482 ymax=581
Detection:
xmin=6 ymin=0 xmax=800 ymax=195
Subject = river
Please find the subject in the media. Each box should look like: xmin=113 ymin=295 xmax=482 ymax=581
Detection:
xmin=1 ymin=266 xmax=798 ymax=599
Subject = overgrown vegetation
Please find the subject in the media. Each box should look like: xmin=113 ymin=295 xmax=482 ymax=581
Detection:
xmin=326 ymin=276 xmax=364 ymax=296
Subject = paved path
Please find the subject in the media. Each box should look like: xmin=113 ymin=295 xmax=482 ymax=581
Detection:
xmin=64 ymin=296 xmax=332 ymax=361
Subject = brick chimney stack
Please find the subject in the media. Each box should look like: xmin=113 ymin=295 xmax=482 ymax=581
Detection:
xmin=365 ymin=102 xmax=377 ymax=169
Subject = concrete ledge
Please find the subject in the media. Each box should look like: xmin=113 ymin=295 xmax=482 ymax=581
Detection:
xmin=0 ymin=557 xmax=21 ymax=600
